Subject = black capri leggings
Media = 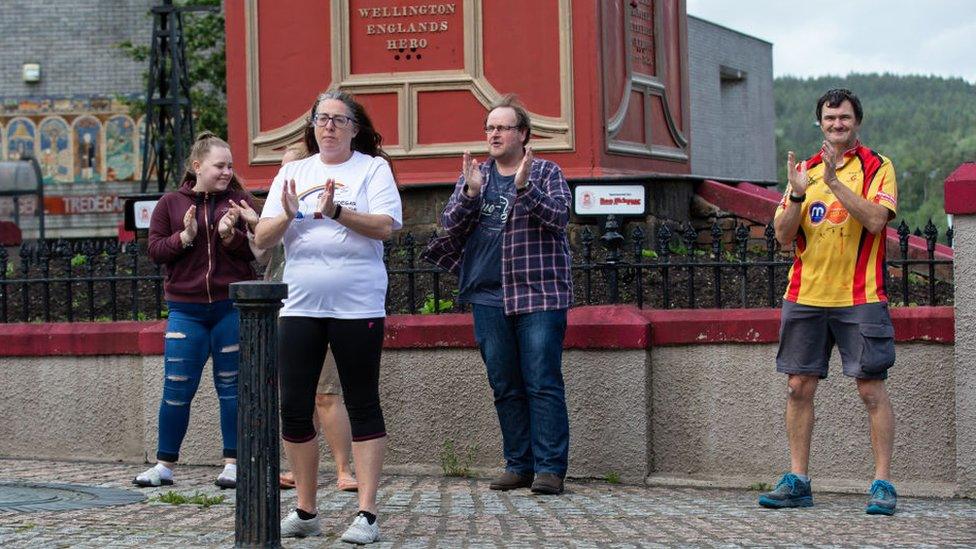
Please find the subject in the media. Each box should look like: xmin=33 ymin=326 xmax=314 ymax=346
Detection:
xmin=278 ymin=316 xmax=386 ymax=443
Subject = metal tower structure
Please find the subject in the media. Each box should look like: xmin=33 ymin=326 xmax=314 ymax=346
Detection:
xmin=140 ymin=0 xmax=218 ymax=192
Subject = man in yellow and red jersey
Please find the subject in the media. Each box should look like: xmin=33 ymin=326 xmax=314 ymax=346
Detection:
xmin=758 ymin=89 xmax=899 ymax=516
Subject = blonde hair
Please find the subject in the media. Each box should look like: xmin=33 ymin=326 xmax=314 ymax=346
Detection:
xmin=179 ymin=131 xmax=245 ymax=192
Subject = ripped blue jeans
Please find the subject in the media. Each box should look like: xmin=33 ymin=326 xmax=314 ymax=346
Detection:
xmin=157 ymin=300 xmax=239 ymax=462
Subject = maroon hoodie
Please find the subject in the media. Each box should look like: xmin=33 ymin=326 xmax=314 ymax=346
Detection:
xmin=147 ymin=180 xmax=256 ymax=303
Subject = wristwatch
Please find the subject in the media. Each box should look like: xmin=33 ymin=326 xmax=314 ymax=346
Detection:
xmin=788 ymin=192 xmax=806 ymax=203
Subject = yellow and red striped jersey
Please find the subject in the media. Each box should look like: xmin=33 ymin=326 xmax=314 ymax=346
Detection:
xmin=774 ymin=144 xmax=898 ymax=307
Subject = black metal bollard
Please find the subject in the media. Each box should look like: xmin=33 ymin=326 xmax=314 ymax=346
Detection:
xmin=231 ymin=281 xmax=288 ymax=549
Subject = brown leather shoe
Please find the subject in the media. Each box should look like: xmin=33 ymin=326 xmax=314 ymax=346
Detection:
xmin=530 ymin=473 xmax=564 ymax=495
xmin=489 ymin=471 xmax=533 ymax=491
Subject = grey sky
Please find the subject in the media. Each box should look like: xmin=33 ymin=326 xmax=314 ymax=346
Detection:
xmin=686 ymin=0 xmax=976 ymax=82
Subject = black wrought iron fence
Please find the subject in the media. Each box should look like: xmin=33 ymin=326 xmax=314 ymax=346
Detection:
xmin=0 ymin=218 xmax=954 ymax=323
xmin=0 ymin=239 xmax=163 ymax=323
xmin=386 ymin=218 xmax=954 ymax=314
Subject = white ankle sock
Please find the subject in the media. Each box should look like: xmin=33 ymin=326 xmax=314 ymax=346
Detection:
xmin=219 ymin=463 xmax=237 ymax=480
xmin=154 ymin=463 xmax=174 ymax=480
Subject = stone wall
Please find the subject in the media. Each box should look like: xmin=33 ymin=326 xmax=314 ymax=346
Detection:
xmin=0 ymin=307 xmax=963 ymax=495
xmin=651 ymin=342 xmax=956 ymax=495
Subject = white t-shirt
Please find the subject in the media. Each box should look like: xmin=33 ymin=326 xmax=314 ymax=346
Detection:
xmin=261 ymin=151 xmax=402 ymax=318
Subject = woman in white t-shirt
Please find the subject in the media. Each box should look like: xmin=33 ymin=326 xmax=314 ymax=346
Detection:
xmin=254 ymin=89 xmax=402 ymax=544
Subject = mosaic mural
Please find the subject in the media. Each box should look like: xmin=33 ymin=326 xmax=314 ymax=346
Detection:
xmin=73 ymin=116 xmax=102 ymax=183
xmin=6 ymin=117 xmax=35 ymax=161
xmin=38 ymin=117 xmax=72 ymax=183
xmin=0 ymin=95 xmax=142 ymax=184
xmin=105 ymin=115 xmax=135 ymax=181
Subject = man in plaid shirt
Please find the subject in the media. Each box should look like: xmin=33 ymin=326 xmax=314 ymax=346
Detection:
xmin=423 ymin=95 xmax=572 ymax=495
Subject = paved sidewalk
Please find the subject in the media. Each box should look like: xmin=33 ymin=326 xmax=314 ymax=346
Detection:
xmin=0 ymin=458 xmax=974 ymax=548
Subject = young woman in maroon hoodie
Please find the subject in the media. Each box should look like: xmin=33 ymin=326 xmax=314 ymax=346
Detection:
xmin=135 ymin=132 xmax=257 ymax=489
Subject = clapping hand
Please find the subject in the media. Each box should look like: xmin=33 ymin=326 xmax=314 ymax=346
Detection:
xmin=514 ymin=147 xmax=534 ymax=190
xmin=786 ymin=150 xmax=809 ymax=196
xmin=821 ymin=141 xmax=839 ymax=186
xmin=180 ymin=205 xmax=197 ymax=247
xmin=229 ymin=199 xmax=259 ymax=230
xmin=218 ymin=205 xmax=239 ymax=240
xmin=282 ymin=179 xmax=299 ymax=220
xmin=462 ymin=151 xmax=483 ymax=197
xmin=316 ymin=178 xmax=337 ymax=218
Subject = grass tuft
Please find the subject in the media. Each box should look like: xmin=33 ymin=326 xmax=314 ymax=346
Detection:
xmin=440 ymin=440 xmax=478 ymax=478
xmin=152 ymin=491 xmax=227 ymax=508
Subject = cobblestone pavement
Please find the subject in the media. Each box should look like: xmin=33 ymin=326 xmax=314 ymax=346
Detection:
xmin=0 ymin=459 xmax=974 ymax=548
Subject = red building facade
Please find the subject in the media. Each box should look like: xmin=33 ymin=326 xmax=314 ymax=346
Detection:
xmin=225 ymin=0 xmax=690 ymax=187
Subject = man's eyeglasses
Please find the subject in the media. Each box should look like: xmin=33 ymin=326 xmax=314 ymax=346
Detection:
xmin=484 ymin=124 xmax=520 ymax=134
xmin=311 ymin=113 xmax=356 ymax=128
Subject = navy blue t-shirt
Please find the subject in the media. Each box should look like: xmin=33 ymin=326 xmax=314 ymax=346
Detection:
xmin=457 ymin=165 xmax=515 ymax=306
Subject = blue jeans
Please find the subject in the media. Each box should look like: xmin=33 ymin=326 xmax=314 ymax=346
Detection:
xmin=472 ymin=304 xmax=569 ymax=476
xmin=157 ymin=300 xmax=239 ymax=462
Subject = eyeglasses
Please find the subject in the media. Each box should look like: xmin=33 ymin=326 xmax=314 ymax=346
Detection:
xmin=484 ymin=124 xmax=520 ymax=134
xmin=310 ymin=113 xmax=356 ymax=128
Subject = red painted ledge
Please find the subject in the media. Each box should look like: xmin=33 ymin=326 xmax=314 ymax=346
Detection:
xmin=945 ymin=162 xmax=976 ymax=215
xmin=383 ymin=305 xmax=650 ymax=349
xmin=889 ymin=306 xmax=955 ymax=343
xmin=384 ymin=313 xmax=476 ymax=349
xmin=565 ymin=305 xmax=650 ymax=349
xmin=0 ymin=306 xmax=954 ymax=357
xmin=0 ymin=321 xmax=164 ymax=357
xmin=643 ymin=308 xmax=782 ymax=345
xmin=643 ymin=306 xmax=954 ymax=346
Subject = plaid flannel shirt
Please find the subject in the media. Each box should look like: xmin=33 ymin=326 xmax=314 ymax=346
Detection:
xmin=421 ymin=157 xmax=573 ymax=315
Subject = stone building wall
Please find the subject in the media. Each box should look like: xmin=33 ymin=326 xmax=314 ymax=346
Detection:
xmin=687 ymin=16 xmax=777 ymax=183
xmin=0 ymin=0 xmax=152 ymax=98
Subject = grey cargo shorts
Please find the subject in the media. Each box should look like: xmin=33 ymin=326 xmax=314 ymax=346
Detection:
xmin=776 ymin=301 xmax=895 ymax=379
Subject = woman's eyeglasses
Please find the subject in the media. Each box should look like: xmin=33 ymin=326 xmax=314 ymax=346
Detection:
xmin=310 ymin=113 xmax=356 ymax=128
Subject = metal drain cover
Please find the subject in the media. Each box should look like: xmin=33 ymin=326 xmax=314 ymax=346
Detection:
xmin=0 ymin=482 xmax=144 ymax=512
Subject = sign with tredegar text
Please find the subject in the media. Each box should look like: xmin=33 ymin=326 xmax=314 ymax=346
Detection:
xmin=574 ymin=185 xmax=646 ymax=216
xmin=349 ymin=1 xmax=464 ymax=74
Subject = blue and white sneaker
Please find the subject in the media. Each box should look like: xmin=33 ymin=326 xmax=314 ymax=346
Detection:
xmin=758 ymin=473 xmax=813 ymax=508
xmin=865 ymin=479 xmax=897 ymax=515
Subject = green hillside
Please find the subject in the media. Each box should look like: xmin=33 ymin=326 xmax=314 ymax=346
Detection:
xmin=774 ymin=74 xmax=976 ymax=236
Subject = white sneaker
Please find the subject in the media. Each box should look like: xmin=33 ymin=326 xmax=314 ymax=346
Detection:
xmin=280 ymin=510 xmax=321 ymax=538
xmin=215 ymin=463 xmax=236 ymax=489
xmin=133 ymin=463 xmax=173 ymax=487
xmin=340 ymin=513 xmax=380 ymax=544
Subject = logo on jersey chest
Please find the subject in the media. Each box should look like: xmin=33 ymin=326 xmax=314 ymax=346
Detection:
xmin=809 ymin=200 xmax=848 ymax=226
xmin=809 ymin=201 xmax=827 ymax=224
